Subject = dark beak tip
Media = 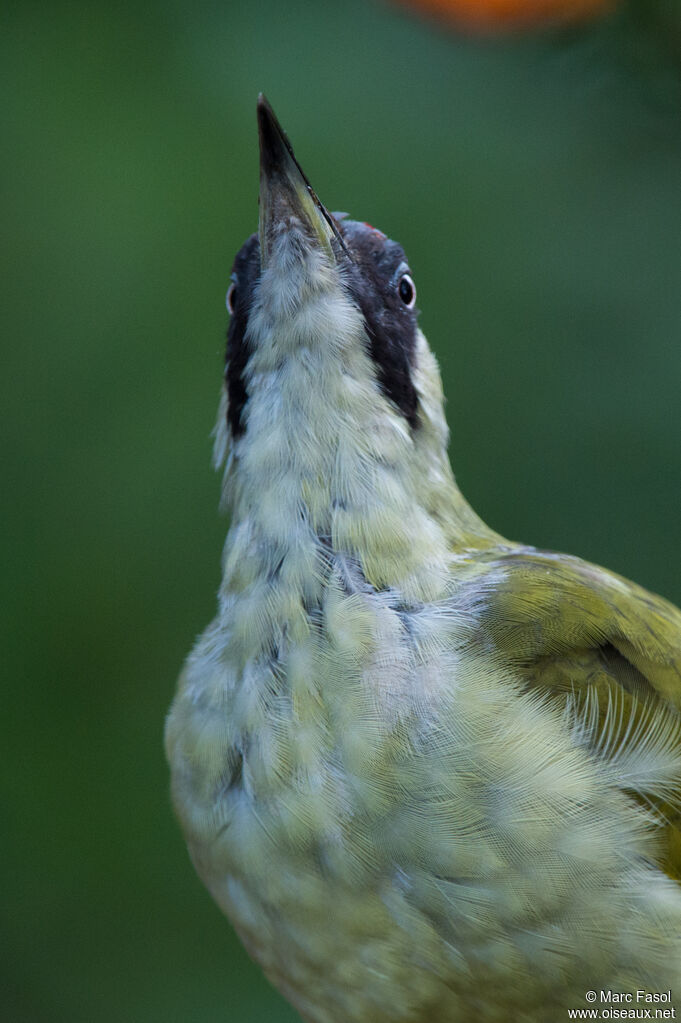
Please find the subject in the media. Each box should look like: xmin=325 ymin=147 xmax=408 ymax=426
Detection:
xmin=257 ymin=94 xmax=290 ymax=182
xmin=256 ymin=93 xmax=272 ymax=136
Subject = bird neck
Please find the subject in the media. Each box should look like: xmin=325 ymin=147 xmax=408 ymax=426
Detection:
xmin=217 ymin=320 xmax=499 ymax=616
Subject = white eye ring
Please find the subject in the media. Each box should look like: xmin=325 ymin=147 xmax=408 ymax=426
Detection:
xmin=226 ymin=281 xmax=237 ymax=314
xmin=398 ymin=273 xmax=416 ymax=310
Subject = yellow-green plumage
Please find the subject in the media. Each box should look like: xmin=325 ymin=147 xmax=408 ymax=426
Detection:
xmin=467 ymin=548 xmax=681 ymax=878
xmin=166 ymin=98 xmax=681 ymax=1021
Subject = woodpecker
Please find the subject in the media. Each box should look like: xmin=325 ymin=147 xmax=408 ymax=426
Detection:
xmin=166 ymin=96 xmax=681 ymax=1022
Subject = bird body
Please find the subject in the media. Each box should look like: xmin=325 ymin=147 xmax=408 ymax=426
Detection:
xmin=165 ymin=98 xmax=681 ymax=1021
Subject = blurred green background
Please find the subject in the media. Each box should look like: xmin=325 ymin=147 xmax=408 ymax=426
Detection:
xmin=4 ymin=0 xmax=681 ymax=1020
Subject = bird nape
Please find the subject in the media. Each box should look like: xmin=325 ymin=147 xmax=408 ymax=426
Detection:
xmin=165 ymin=95 xmax=681 ymax=1023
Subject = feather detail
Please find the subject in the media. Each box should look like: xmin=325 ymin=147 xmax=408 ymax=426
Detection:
xmin=565 ymin=686 xmax=681 ymax=809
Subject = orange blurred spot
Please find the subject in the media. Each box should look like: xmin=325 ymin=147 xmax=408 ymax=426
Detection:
xmin=396 ymin=0 xmax=616 ymax=30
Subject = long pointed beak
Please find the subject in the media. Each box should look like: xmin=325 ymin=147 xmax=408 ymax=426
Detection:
xmin=257 ymin=95 xmax=346 ymax=268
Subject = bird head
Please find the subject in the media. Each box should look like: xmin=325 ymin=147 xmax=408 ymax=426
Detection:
xmin=214 ymin=97 xmax=495 ymax=601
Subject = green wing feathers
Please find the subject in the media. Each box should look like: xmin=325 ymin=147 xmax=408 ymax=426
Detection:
xmin=475 ymin=547 xmax=681 ymax=882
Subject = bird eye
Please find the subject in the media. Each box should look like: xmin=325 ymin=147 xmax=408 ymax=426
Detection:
xmin=226 ymin=281 xmax=237 ymax=315
xmin=398 ymin=274 xmax=416 ymax=309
